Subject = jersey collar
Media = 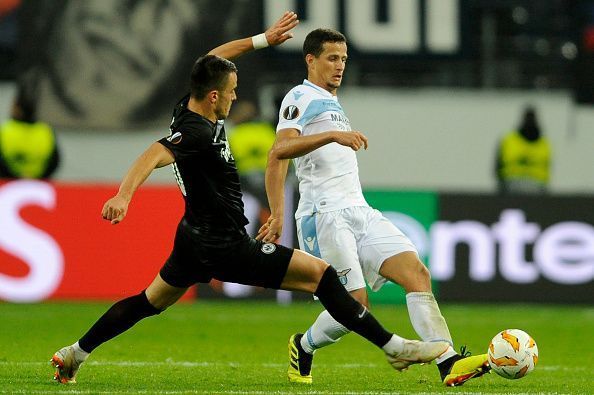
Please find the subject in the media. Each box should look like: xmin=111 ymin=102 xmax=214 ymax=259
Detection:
xmin=303 ymin=79 xmax=335 ymax=99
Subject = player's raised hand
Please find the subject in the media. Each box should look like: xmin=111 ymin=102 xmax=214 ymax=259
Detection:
xmin=256 ymin=215 xmax=283 ymax=243
xmin=334 ymin=130 xmax=369 ymax=151
xmin=265 ymin=11 xmax=299 ymax=46
xmin=101 ymin=195 xmax=129 ymax=225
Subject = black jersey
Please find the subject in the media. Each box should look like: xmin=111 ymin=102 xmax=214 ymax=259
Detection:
xmin=158 ymin=95 xmax=248 ymax=245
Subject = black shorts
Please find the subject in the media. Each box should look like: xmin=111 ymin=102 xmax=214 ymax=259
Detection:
xmin=160 ymin=219 xmax=294 ymax=289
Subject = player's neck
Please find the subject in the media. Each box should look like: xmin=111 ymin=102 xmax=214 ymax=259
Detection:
xmin=187 ymin=97 xmax=217 ymax=123
xmin=307 ymin=76 xmax=338 ymax=96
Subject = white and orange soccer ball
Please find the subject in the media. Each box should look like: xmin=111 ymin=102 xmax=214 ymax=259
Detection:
xmin=488 ymin=329 xmax=539 ymax=379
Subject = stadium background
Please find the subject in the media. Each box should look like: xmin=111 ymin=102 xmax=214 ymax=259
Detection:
xmin=0 ymin=0 xmax=593 ymax=306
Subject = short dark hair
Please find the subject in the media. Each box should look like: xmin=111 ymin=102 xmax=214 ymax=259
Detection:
xmin=303 ymin=28 xmax=346 ymax=59
xmin=190 ymin=55 xmax=237 ymax=99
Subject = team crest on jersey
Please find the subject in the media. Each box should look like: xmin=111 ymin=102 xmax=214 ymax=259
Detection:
xmin=167 ymin=132 xmax=182 ymax=144
xmin=337 ymin=268 xmax=351 ymax=286
xmin=283 ymin=105 xmax=300 ymax=120
xmin=220 ymin=139 xmax=233 ymax=162
xmin=261 ymin=243 xmax=276 ymax=254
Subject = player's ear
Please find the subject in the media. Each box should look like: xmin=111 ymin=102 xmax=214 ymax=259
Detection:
xmin=305 ymin=54 xmax=315 ymax=67
xmin=208 ymin=90 xmax=218 ymax=104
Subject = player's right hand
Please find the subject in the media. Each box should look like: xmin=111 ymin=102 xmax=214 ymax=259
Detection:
xmin=334 ymin=131 xmax=369 ymax=151
xmin=101 ymin=195 xmax=128 ymax=225
xmin=256 ymin=215 xmax=283 ymax=243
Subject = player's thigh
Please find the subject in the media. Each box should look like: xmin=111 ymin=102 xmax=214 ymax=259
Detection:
xmin=379 ymin=251 xmax=431 ymax=293
xmin=159 ymin=219 xmax=213 ymax=288
xmin=359 ymin=209 xmax=424 ymax=292
xmin=212 ymin=237 xmax=294 ymax=289
xmin=296 ymin=212 xmax=366 ymax=292
xmin=280 ymin=249 xmax=328 ymax=293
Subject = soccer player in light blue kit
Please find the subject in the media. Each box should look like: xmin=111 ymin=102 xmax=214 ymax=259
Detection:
xmin=257 ymin=28 xmax=489 ymax=387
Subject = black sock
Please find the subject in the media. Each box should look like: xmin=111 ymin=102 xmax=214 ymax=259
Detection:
xmin=438 ymin=354 xmax=460 ymax=378
xmin=78 ymin=291 xmax=161 ymax=353
xmin=314 ymin=266 xmax=392 ymax=349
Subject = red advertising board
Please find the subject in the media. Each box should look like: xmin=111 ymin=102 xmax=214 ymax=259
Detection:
xmin=0 ymin=180 xmax=196 ymax=302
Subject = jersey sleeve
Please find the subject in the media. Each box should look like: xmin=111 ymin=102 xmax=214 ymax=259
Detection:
xmin=158 ymin=123 xmax=211 ymax=160
xmin=276 ymin=90 xmax=308 ymax=133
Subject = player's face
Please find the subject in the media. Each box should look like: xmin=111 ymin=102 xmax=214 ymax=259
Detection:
xmin=215 ymin=72 xmax=238 ymax=120
xmin=308 ymin=41 xmax=348 ymax=94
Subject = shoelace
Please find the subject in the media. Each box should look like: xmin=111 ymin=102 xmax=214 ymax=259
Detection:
xmin=459 ymin=345 xmax=472 ymax=357
xmin=460 ymin=344 xmax=491 ymax=375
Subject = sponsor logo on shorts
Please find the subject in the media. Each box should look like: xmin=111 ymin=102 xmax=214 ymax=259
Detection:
xmin=337 ymin=268 xmax=351 ymax=286
xmin=283 ymin=105 xmax=300 ymax=120
xmin=261 ymin=243 xmax=276 ymax=254
xmin=304 ymin=236 xmax=316 ymax=252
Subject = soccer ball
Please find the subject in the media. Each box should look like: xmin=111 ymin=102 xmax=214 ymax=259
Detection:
xmin=488 ymin=329 xmax=538 ymax=379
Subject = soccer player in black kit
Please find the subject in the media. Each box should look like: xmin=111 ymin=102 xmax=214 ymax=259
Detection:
xmin=50 ymin=12 xmax=448 ymax=384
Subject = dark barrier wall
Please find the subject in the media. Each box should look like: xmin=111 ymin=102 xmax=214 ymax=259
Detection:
xmin=435 ymin=194 xmax=594 ymax=303
xmin=15 ymin=1 xmax=584 ymax=129
xmin=16 ymin=0 xmax=471 ymax=129
xmin=18 ymin=0 xmax=263 ymax=129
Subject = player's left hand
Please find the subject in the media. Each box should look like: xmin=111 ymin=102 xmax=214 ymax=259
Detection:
xmin=256 ymin=215 xmax=283 ymax=243
xmin=334 ymin=130 xmax=369 ymax=151
xmin=265 ymin=11 xmax=299 ymax=46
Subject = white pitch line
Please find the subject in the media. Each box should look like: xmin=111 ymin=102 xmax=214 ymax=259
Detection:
xmin=6 ymin=360 xmax=588 ymax=372
xmin=5 ymin=360 xmax=379 ymax=369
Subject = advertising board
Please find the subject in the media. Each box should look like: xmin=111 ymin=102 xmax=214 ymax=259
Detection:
xmin=435 ymin=194 xmax=594 ymax=303
xmin=1 ymin=182 xmax=591 ymax=303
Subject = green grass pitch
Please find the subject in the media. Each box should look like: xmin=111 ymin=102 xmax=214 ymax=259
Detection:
xmin=0 ymin=300 xmax=592 ymax=394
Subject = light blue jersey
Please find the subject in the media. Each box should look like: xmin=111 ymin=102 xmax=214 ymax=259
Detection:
xmin=277 ymin=79 xmax=369 ymax=219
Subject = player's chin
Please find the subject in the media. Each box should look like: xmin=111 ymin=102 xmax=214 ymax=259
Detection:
xmin=328 ymin=80 xmax=342 ymax=89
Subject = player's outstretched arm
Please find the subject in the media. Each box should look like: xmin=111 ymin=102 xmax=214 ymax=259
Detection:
xmin=271 ymin=128 xmax=368 ymax=160
xmin=207 ymin=11 xmax=298 ymax=60
xmin=101 ymin=143 xmax=174 ymax=225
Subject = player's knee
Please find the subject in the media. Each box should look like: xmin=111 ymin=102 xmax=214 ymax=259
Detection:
xmin=418 ymin=262 xmax=431 ymax=281
xmin=381 ymin=253 xmax=431 ymax=291
xmin=144 ymin=290 xmax=176 ymax=311
xmin=145 ymin=296 xmax=167 ymax=311
xmin=408 ymin=262 xmax=431 ymax=292
xmin=312 ymin=258 xmax=330 ymax=283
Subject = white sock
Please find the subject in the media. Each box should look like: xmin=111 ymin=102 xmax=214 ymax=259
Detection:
xmin=300 ymin=310 xmax=351 ymax=354
xmin=406 ymin=292 xmax=457 ymax=363
xmin=71 ymin=341 xmax=90 ymax=362
xmin=381 ymin=334 xmax=406 ymax=355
